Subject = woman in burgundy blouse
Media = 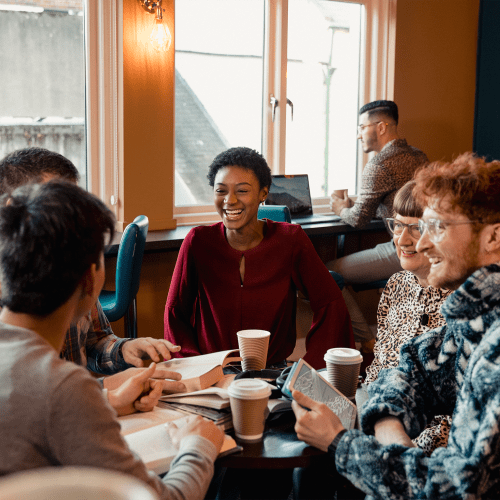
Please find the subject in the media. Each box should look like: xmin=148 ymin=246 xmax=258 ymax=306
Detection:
xmin=164 ymin=147 xmax=354 ymax=369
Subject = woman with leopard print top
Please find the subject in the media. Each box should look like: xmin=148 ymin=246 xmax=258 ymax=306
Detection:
xmin=360 ymin=180 xmax=453 ymax=455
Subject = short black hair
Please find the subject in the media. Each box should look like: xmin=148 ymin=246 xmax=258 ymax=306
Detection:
xmin=207 ymin=147 xmax=272 ymax=190
xmin=0 ymin=147 xmax=80 ymax=195
xmin=0 ymin=181 xmax=115 ymax=316
xmin=359 ymin=100 xmax=399 ymax=125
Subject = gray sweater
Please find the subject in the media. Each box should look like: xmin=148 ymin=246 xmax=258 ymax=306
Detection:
xmin=0 ymin=323 xmax=217 ymax=500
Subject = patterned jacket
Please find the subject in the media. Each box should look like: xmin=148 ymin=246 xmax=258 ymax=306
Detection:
xmin=340 ymin=139 xmax=428 ymax=229
xmin=334 ymin=263 xmax=500 ymax=499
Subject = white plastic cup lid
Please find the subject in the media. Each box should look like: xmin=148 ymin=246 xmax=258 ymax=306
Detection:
xmin=237 ymin=330 xmax=271 ymax=339
xmin=228 ymin=379 xmax=272 ymax=400
xmin=324 ymin=348 xmax=363 ymax=365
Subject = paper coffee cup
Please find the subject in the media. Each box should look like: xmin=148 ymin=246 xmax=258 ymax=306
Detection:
xmin=228 ymin=379 xmax=272 ymax=441
xmin=237 ymin=330 xmax=270 ymax=371
xmin=332 ymin=189 xmax=348 ymax=199
xmin=324 ymin=348 xmax=363 ymax=399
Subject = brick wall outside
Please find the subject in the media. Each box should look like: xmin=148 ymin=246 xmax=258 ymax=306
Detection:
xmin=0 ymin=0 xmax=82 ymax=10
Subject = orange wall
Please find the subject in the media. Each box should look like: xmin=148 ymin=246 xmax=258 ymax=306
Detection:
xmin=121 ymin=0 xmax=176 ymax=231
xmin=393 ymin=0 xmax=480 ymax=162
xmin=108 ymin=1 xmax=481 ymax=340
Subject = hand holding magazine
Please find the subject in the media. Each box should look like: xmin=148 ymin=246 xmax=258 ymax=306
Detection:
xmin=282 ymin=358 xmax=357 ymax=430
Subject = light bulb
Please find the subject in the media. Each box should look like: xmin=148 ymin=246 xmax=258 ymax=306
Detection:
xmin=150 ymin=17 xmax=171 ymax=52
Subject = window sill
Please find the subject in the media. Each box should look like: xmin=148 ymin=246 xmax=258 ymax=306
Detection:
xmin=106 ymin=217 xmax=386 ymax=255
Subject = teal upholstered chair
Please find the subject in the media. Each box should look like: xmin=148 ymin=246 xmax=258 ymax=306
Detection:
xmin=258 ymin=205 xmax=292 ymax=223
xmin=100 ymin=215 xmax=149 ymax=339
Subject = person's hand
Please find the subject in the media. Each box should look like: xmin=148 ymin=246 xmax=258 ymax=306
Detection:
xmin=292 ymin=390 xmax=345 ymax=452
xmin=374 ymin=416 xmax=415 ymax=447
xmin=167 ymin=415 xmax=224 ymax=454
xmin=121 ymin=338 xmax=181 ymax=367
xmin=102 ymin=365 xmax=185 ymax=395
xmin=107 ymin=363 xmax=162 ymax=416
xmin=330 ymin=191 xmax=353 ymax=215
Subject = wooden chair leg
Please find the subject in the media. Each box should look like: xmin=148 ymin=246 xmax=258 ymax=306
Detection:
xmin=124 ymin=297 xmax=138 ymax=339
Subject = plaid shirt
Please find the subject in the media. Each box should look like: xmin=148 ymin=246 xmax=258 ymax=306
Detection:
xmin=60 ymin=301 xmax=132 ymax=375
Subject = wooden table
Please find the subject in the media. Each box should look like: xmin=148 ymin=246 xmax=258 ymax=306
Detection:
xmin=216 ymin=411 xmax=324 ymax=470
xmin=211 ymin=411 xmax=326 ymax=500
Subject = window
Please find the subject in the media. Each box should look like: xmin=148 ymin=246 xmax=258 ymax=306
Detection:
xmin=285 ymin=0 xmax=362 ymax=198
xmin=0 ymin=0 xmax=86 ymax=188
xmin=0 ymin=0 xmax=121 ymax=221
xmin=174 ymin=0 xmax=396 ymax=225
xmin=175 ymin=0 xmax=265 ymax=206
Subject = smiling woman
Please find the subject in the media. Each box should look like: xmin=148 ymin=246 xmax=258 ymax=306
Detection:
xmin=210 ymin=148 xmax=271 ymax=254
xmin=164 ymin=147 xmax=354 ymax=369
xmin=361 ymin=180 xmax=453 ymax=455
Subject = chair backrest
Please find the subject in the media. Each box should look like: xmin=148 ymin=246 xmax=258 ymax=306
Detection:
xmin=114 ymin=215 xmax=149 ymax=316
xmin=0 ymin=466 xmax=159 ymax=500
xmin=258 ymin=205 xmax=292 ymax=223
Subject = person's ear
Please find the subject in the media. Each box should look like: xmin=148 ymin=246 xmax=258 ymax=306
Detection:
xmin=79 ymin=263 xmax=99 ymax=298
xmin=484 ymin=223 xmax=500 ymax=253
xmin=377 ymin=121 xmax=387 ymax=136
xmin=261 ymin=186 xmax=269 ymax=203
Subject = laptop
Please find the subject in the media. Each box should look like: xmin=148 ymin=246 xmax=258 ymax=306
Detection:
xmin=265 ymin=174 xmax=341 ymax=224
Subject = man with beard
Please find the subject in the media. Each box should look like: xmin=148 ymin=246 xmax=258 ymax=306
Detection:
xmin=329 ymin=100 xmax=428 ymax=349
xmin=294 ymin=152 xmax=500 ymax=498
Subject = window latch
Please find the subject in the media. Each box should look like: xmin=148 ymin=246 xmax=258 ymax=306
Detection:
xmin=287 ymin=98 xmax=294 ymax=121
xmin=270 ymin=95 xmax=278 ymax=122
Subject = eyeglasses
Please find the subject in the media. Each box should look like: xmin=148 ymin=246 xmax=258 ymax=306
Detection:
xmin=385 ymin=218 xmax=422 ymax=239
xmin=357 ymin=121 xmax=388 ymax=133
xmin=417 ymin=218 xmax=480 ymax=243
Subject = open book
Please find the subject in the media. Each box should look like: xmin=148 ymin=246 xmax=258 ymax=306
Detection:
xmin=158 ymin=349 xmax=241 ymax=392
xmin=160 ymin=387 xmax=231 ymax=410
xmin=123 ymin=416 xmax=240 ymax=475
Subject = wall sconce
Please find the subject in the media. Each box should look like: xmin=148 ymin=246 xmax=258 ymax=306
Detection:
xmin=137 ymin=0 xmax=172 ymax=52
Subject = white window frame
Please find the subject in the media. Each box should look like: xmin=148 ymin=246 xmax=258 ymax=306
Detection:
xmin=85 ymin=0 xmax=123 ymax=218
xmin=174 ymin=0 xmax=397 ymax=226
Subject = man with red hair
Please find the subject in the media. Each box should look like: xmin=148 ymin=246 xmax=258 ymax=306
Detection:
xmin=293 ymin=152 xmax=500 ymax=498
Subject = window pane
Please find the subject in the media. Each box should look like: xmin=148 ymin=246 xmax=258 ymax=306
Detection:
xmin=175 ymin=0 xmax=265 ymax=206
xmin=0 ymin=1 xmax=86 ymax=188
xmin=286 ymin=0 xmax=362 ymax=198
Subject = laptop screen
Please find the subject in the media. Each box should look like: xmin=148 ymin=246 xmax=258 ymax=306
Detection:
xmin=265 ymin=174 xmax=313 ymax=217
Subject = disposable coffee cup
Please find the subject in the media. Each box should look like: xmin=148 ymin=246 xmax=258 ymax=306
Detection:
xmin=324 ymin=348 xmax=363 ymax=399
xmin=228 ymin=379 xmax=272 ymax=441
xmin=237 ymin=330 xmax=270 ymax=372
xmin=332 ymin=189 xmax=348 ymax=199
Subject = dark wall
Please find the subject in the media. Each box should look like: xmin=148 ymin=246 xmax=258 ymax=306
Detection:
xmin=473 ymin=0 xmax=500 ymax=161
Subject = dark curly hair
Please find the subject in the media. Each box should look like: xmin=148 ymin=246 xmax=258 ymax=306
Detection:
xmin=207 ymin=147 xmax=272 ymax=190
